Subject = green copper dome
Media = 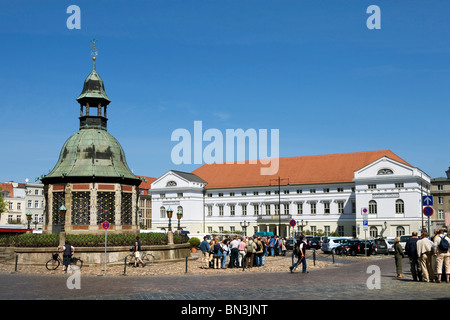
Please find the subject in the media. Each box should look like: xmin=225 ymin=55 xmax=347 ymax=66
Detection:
xmin=41 ymin=63 xmax=140 ymax=186
xmin=44 ymin=129 xmax=137 ymax=182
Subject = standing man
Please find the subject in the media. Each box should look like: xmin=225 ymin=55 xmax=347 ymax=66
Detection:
xmin=229 ymin=236 xmax=240 ymax=268
xmin=289 ymin=235 xmax=308 ymax=274
xmin=405 ymin=232 xmax=422 ymax=282
xmin=268 ymin=236 xmax=276 ymax=257
xmin=433 ymin=229 xmax=450 ymax=283
xmin=417 ymin=231 xmax=435 ymax=282
xmin=133 ymin=236 xmax=145 ymax=268
xmin=245 ymin=237 xmax=257 ymax=269
xmin=200 ymin=236 xmax=210 ymax=269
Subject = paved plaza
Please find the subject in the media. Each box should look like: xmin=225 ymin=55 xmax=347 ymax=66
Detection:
xmin=1 ymin=254 xmax=449 ymax=302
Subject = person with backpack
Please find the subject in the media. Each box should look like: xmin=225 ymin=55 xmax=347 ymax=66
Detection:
xmin=433 ymin=229 xmax=450 ymax=283
xmin=62 ymin=241 xmax=74 ymax=273
xmin=417 ymin=231 xmax=435 ymax=282
xmin=212 ymin=240 xmax=222 ymax=269
xmin=255 ymin=237 xmax=264 ymax=266
xmin=405 ymin=232 xmax=422 ymax=282
xmin=289 ymin=235 xmax=308 ymax=274
xmin=244 ymin=237 xmax=257 ymax=268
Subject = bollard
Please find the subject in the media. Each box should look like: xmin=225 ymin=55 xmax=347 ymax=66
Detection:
xmin=185 ymin=256 xmax=188 ymax=273
xmin=15 ymin=254 xmax=18 ymax=272
xmin=313 ymin=249 xmax=316 ymax=266
xmin=123 ymin=256 xmax=128 ymax=275
xmin=332 ymin=249 xmax=335 ymax=264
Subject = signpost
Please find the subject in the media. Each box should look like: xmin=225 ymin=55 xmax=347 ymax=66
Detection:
xmin=289 ymin=219 xmax=296 ymax=238
xmin=422 ymin=196 xmax=433 ymax=233
xmin=102 ymin=221 xmax=110 ymax=275
xmin=362 ymin=208 xmax=369 ymax=256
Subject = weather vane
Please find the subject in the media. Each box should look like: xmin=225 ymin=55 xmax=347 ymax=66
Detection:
xmin=90 ymin=38 xmax=98 ymax=61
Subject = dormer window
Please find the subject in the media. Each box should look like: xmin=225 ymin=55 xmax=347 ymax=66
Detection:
xmin=377 ymin=168 xmax=393 ymax=175
xmin=166 ymin=181 xmax=177 ymax=187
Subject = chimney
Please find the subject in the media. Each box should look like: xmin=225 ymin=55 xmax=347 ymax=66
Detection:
xmin=446 ymin=167 xmax=450 ymax=179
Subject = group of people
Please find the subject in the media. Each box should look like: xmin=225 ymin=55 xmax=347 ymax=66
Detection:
xmin=394 ymin=229 xmax=450 ymax=283
xmin=199 ymin=235 xmax=288 ymax=269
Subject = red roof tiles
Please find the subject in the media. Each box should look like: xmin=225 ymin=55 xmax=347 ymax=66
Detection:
xmin=191 ymin=150 xmax=411 ymax=189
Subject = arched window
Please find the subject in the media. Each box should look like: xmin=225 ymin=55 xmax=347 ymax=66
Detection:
xmin=377 ymin=168 xmax=393 ymax=175
xmin=166 ymin=181 xmax=177 ymax=187
xmin=160 ymin=206 xmax=166 ymax=218
xmin=370 ymin=226 xmax=378 ymax=238
xmin=395 ymin=199 xmax=404 ymax=214
xmin=396 ymin=226 xmax=405 ymax=237
xmin=369 ymin=200 xmax=377 ymax=214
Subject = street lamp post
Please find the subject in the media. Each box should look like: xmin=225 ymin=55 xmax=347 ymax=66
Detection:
xmin=59 ymin=205 xmax=67 ymax=232
xmin=166 ymin=207 xmax=173 ymax=232
xmin=240 ymin=220 xmax=250 ymax=237
xmin=177 ymin=208 xmax=183 ymax=231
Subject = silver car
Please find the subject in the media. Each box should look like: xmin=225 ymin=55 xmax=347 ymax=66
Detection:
xmin=321 ymin=237 xmax=348 ymax=253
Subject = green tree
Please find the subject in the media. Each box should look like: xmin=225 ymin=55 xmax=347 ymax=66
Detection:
xmin=0 ymin=188 xmax=7 ymax=214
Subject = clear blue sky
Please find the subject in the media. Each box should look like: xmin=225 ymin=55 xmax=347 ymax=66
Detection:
xmin=0 ymin=0 xmax=449 ymax=183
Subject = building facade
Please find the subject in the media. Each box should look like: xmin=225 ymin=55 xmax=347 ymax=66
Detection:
xmin=430 ymin=167 xmax=450 ymax=232
xmin=151 ymin=150 xmax=430 ymax=239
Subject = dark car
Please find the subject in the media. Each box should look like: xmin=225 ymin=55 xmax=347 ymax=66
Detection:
xmin=374 ymin=238 xmax=391 ymax=255
xmin=286 ymin=238 xmax=297 ymax=251
xmin=310 ymin=236 xmax=326 ymax=249
xmin=338 ymin=239 xmax=375 ymax=256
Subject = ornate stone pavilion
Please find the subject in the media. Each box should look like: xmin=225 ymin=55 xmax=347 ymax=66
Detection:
xmin=41 ymin=56 xmax=142 ymax=235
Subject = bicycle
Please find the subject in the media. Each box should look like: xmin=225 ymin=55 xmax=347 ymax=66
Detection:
xmin=45 ymin=252 xmax=83 ymax=271
xmin=126 ymin=251 xmax=157 ymax=267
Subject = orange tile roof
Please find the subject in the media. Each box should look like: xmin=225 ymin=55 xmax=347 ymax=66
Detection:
xmin=191 ymin=150 xmax=411 ymax=189
xmin=136 ymin=175 xmax=156 ymax=195
xmin=0 ymin=183 xmax=14 ymax=197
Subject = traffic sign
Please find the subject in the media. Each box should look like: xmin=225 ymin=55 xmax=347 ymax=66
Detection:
xmin=423 ymin=206 xmax=433 ymax=217
xmin=289 ymin=219 xmax=296 ymax=227
xmin=362 ymin=208 xmax=368 ymax=214
xmin=363 ymin=220 xmax=369 ymax=226
xmin=423 ymin=195 xmax=433 ymax=206
xmin=102 ymin=221 xmax=110 ymax=230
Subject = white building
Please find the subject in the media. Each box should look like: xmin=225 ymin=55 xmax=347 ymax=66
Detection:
xmin=151 ymin=150 xmax=430 ymax=239
xmin=0 ymin=181 xmax=44 ymax=230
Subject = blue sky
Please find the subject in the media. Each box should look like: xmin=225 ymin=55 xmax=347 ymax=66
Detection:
xmin=0 ymin=0 xmax=449 ymax=183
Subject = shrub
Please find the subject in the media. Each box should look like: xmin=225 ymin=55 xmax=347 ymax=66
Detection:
xmin=188 ymin=237 xmax=201 ymax=248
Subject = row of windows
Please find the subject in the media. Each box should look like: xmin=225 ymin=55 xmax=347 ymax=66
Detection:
xmin=8 ymin=200 xmax=44 ymax=210
xmin=368 ymin=200 xmax=405 ymax=214
xmin=206 ymin=188 xmax=355 ymax=198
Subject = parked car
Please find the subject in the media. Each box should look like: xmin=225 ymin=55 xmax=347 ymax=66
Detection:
xmin=286 ymin=238 xmax=297 ymax=251
xmin=399 ymin=235 xmax=412 ymax=250
xmin=310 ymin=236 xmax=326 ymax=249
xmin=338 ymin=239 xmax=375 ymax=256
xmin=374 ymin=238 xmax=390 ymax=255
xmin=305 ymin=235 xmax=313 ymax=249
xmin=321 ymin=237 xmax=348 ymax=253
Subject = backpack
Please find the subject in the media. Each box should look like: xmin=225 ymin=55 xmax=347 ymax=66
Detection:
xmin=214 ymin=243 xmax=222 ymax=254
xmin=438 ymin=236 xmax=449 ymax=252
xmin=255 ymin=241 xmax=261 ymax=252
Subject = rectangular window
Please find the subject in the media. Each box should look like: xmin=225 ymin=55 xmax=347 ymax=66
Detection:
xmin=395 ymin=183 xmax=404 ymax=188
xmin=438 ymin=209 xmax=444 ymax=220
xmin=438 ymin=184 xmax=443 ymax=191
xmin=230 ymin=205 xmax=235 ymax=216
xmin=241 ymin=192 xmax=247 ymax=196
xmin=310 ymin=202 xmax=316 ymax=214
xmin=219 ymin=205 xmax=224 ymax=216
xmin=34 ymin=200 xmax=39 ymax=208
xmin=324 ymin=202 xmax=330 ymax=214
xmin=160 ymin=193 xmax=166 ymax=198
xmin=218 ymin=193 xmax=224 ymax=197
xmin=274 ymin=204 xmax=280 ymax=215
xmin=323 ymin=188 xmax=329 ymax=193
xmin=297 ymin=203 xmax=303 ymax=214
xmin=208 ymin=226 xmax=212 ymax=233
xmin=17 ymin=203 xmax=21 ymax=210
xmin=325 ymin=226 xmax=330 ymax=236
xmin=253 ymin=191 xmax=259 ymax=196
xmin=310 ymin=189 xmax=316 ymax=194
xmin=28 ymin=200 xmax=32 ymax=208
xmin=207 ymin=206 xmax=212 ymax=216
xmin=297 ymin=189 xmax=302 ymax=194
xmin=284 ymin=204 xmax=289 ymax=215
xmin=265 ymin=204 xmax=271 ymax=215
xmin=337 ymin=188 xmax=344 ymax=193
xmin=284 ymin=190 xmax=289 ymax=194
xmin=368 ymin=184 xmax=377 ymax=190
xmin=9 ymin=202 xmax=13 ymax=210
xmin=352 ymin=201 xmax=356 ymax=213
xmin=177 ymin=193 xmax=183 ymax=198
xmin=438 ymin=197 xmax=444 ymax=204
xmin=242 ymin=205 xmax=247 ymax=216
xmin=219 ymin=226 xmax=224 ymax=233
xmin=229 ymin=192 xmax=235 ymax=197
xmin=253 ymin=205 xmax=259 ymax=215
xmin=230 ymin=226 xmax=235 ymax=233
xmin=338 ymin=202 xmax=344 ymax=214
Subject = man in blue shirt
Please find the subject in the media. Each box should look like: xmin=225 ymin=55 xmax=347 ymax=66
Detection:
xmin=200 ymin=236 xmax=210 ymax=269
